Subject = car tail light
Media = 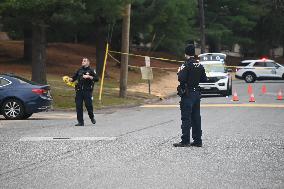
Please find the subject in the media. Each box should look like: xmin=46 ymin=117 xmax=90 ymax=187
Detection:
xmin=32 ymin=89 xmax=47 ymax=95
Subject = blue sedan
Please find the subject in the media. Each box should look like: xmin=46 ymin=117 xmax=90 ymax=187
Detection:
xmin=0 ymin=73 xmax=52 ymax=119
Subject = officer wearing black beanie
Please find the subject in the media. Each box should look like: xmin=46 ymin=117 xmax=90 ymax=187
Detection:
xmin=174 ymin=44 xmax=208 ymax=147
xmin=184 ymin=44 xmax=196 ymax=57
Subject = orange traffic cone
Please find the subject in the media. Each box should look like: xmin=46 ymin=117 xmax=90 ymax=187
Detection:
xmin=277 ymin=90 xmax=283 ymax=100
xmin=249 ymin=93 xmax=256 ymax=102
xmin=261 ymin=85 xmax=267 ymax=94
xmin=232 ymin=90 xmax=239 ymax=101
xmin=248 ymin=84 xmax=253 ymax=94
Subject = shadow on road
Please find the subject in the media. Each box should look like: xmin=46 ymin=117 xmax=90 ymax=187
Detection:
xmin=201 ymin=94 xmax=225 ymax=98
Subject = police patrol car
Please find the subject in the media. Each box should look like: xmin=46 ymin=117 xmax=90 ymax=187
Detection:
xmin=235 ymin=58 xmax=284 ymax=83
xmin=198 ymin=53 xmax=232 ymax=96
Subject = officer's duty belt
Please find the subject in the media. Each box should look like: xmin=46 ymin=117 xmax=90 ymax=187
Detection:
xmin=187 ymin=87 xmax=200 ymax=92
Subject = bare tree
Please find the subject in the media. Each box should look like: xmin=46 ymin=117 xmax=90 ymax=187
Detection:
xmin=198 ymin=0 xmax=206 ymax=53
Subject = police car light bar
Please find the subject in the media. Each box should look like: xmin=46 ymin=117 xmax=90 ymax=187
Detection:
xmin=261 ymin=57 xmax=268 ymax=61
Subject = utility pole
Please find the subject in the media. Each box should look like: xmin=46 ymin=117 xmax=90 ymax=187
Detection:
xmin=119 ymin=3 xmax=131 ymax=98
xmin=198 ymin=0 xmax=206 ymax=53
xmin=0 ymin=16 xmax=2 ymax=31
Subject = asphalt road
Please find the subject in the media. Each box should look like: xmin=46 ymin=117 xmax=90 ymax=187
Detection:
xmin=0 ymin=80 xmax=284 ymax=189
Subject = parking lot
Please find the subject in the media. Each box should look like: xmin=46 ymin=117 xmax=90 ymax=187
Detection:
xmin=0 ymin=80 xmax=283 ymax=189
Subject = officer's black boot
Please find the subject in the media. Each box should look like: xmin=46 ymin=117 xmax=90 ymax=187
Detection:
xmin=91 ymin=118 xmax=96 ymax=125
xmin=192 ymin=125 xmax=202 ymax=147
xmin=176 ymin=97 xmax=192 ymax=147
xmin=75 ymin=122 xmax=84 ymax=126
xmin=173 ymin=142 xmax=190 ymax=147
xmin=175 ymin=121 xmax=190 ymax=147
xmin=190 ymin=141 xmax=202 ymax=147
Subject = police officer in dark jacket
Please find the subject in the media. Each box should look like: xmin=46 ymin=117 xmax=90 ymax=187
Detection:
xmin=69 ymin=58 xmax=99 ymax=126
xmin=174 ymin=44 xmax=207 ymax=147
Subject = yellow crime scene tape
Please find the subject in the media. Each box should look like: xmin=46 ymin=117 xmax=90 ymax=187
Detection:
xmin=59 ymin=43 xmax=281 ymax=106
xmin=108 ymin=52 xmax=178 ymax=70
xmin=109 ymin=50 xmax=184 ymax=63
xmin=76 ymin=43 xmax=276 ymax=102
xmin=108 ymin=50 xmax=272 ymax=70
xmin=62 ymin=76 xmax=76 ymax=88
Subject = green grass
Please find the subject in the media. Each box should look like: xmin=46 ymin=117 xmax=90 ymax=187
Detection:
xmin=4 ymin=68 xmax=164 ymax=110
xmin=47 ymin=74 xmax=157 ymax=110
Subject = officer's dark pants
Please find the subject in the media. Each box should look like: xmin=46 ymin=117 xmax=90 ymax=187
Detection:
xmin=75 ymin=90 xmax=94 ymax=123
xmin=180 ymin=91 xmax=202 ymax=144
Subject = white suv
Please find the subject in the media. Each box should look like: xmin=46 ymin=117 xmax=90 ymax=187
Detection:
xmin=198 ymin=53 xmax=232 ymax=96
xmin=235 ymin=59 xmax=284 ymax=83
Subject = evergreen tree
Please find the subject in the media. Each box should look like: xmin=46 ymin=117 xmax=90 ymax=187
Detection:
xmin=131 ymin=0 xmax=197 ymax=55
xmin=0 ymin=0 xmax=85 ymax=84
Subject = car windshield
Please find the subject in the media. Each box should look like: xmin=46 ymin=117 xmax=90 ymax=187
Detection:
xmin=203 ymin=64 xmax=225 ymax=73
xmin=10 ymin=75 xmax=40 ymax=85
xmin=238 ymin=63 xmax=250 ymax=67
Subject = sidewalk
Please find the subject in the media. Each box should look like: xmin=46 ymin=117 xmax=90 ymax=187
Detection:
xmin=128 ymin=71 xmax=178 ymax=98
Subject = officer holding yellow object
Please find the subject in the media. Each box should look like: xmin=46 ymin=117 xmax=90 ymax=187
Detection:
xmin=63 ymin=76 xmax=76 ymax=87
xmin=69 ymin=57 xmax=99 ymax=126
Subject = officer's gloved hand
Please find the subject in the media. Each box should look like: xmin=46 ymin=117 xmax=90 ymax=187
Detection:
xmin=177 ymin=85 xmax=186 ymax=97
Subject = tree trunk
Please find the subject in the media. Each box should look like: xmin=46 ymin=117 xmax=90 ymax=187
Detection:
xmin=198 ymin=0 xmax=206 ymax=53
xmin=74 ymin=34 xmax=78 ymax=44
xmin=0 ymin=16 xmax=3 ymax=31
xmin=24 ymin=28 xmax=32 ymax=63
xmin=95 ymin=34 xmax=106 ymax=77
xmin=216 ymin=40 xmax=221 ymax=52
xmin=119 ymin=4 xmax=131 ymax=98
xmin=208 ymin=37 xmax=220 ymax=53
xmin=31 ymin=24 xmax=47 ymax=84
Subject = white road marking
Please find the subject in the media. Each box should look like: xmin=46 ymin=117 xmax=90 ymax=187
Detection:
xmin=32 ymin=114 xmax=77 ymax=119
xmin=19 ymin=137 xmax=117 ymax=141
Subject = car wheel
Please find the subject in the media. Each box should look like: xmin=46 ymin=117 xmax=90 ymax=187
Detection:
xmin=244 ymin=73 xmax=256 ymax=83
xmin=2 ymin=99 xmax=24 ymax=120
xmin=23 ymin=113 xmax=33 ymax=119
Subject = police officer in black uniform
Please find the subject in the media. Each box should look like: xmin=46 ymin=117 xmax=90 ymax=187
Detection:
xmin=173 ymin=44 xmax=207 ymax=147
xmin=69 ymin=57 xmax=99 ymax=126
